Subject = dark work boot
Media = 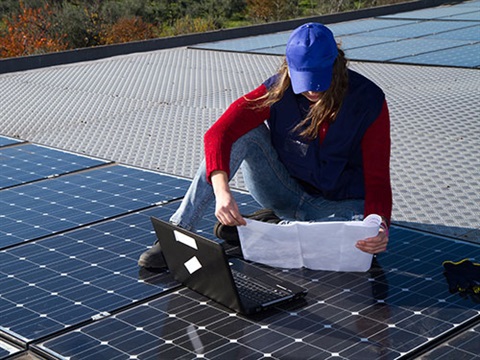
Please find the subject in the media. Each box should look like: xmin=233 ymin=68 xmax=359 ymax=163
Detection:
xmin=138 ymin=240 xmax=167 ymax=269
xmin=213 ymin=209 xmax=281 ymax=246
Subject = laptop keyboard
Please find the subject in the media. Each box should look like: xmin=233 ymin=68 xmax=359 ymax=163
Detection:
xmin=231 ymin=269 xmax=292 ymax=305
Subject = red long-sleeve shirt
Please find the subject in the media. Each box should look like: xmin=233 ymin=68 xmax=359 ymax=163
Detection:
xmin=204 ymin=84 xmax=392 ymax=224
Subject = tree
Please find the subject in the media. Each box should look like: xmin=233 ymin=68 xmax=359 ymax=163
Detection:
xmin=101 ymin=16 xmax=155 ymax=45
xmin=0 ymin=1 xmax=68 ymax=58
xmin=246 ymin=0 xmax=300 ymax=23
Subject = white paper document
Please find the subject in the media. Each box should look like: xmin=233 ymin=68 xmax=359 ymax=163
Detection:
xmin=237 ymin=214 xmax=381 ymax=272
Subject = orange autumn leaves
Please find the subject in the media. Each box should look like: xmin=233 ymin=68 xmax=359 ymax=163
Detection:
xmin=1 ymin=2 xmax=68 ymax=58
xmin=0 ymin=2 xmax=155 ymax=58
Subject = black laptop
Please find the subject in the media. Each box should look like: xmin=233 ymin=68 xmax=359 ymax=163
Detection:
xmin=150 ymin=217 xmax=308 ymax=315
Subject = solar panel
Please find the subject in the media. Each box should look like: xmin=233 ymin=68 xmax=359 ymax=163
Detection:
xmin=0 ymin=143 xmax=108 ymax=189
xmin=379 ymin=6 xmax=477 ymax=20
xmin=394 ymin=43 xmax=480 ymax=67
xmin=328 ymin=18 xmax=418 ymax=36
xmin=0 ymin=207 xmax=180 ymax=345
xmin=0 ymin=135 xmax=22 ymax=147
xmin=337 ymin=35 xmax=398 ymax=50
xmin=33 ymin=224 xmax=480 ymax=359
xmin=192 ymin=33 xmax=290 ymax=52
xmin=444 ymin=10 xmax=480 ymax=21
xmin=425 ymin=24 xmax=480 ymax=41
xmin=345 ymin=38 xmax=471 ymax=62
xmin=358 ymin=20 xmax=475 ymax=39
xmin=420 ymin=323 xmax=480 ymax=359
xmin=0 ymin=165 xmax=190 ymax=249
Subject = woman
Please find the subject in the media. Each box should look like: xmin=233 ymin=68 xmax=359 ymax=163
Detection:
xmin=139 ymin=23 xmax=391 ymax=269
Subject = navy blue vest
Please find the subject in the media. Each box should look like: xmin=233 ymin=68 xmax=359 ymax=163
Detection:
xmin=264 ymin=69 xmax=385 ymax=200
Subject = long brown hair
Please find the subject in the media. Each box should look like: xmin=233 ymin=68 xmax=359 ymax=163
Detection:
xmin=257 ymin=47 xmax=348 ymax=140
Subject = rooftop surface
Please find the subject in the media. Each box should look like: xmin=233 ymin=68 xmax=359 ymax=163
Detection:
xmin=0 ymin=0 xmax=479 ymax=359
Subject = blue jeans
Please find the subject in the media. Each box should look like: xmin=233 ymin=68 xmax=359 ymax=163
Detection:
xmin=170 ymin=124 xmax=364 ymax=230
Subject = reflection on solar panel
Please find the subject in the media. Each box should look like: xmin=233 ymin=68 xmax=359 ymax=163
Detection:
xmin=0 ymin=143 xmax=108 ymax=189
xmin=0 ymin=207 xmax=179 ymax=344
xmin=34 ymin=227 xmax=480 ymax=359
xmin=190 ymin=2 xmax=480 ymax=68
xmin=0 ymin=165 xmax=189 ymax=249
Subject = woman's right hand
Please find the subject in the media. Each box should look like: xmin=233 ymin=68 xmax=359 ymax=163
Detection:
xmin=211 ymin=170 xmax=246 ymax=226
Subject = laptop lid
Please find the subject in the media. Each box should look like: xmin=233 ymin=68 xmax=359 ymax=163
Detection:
xmin=150 ymin=217 xmax=307 ymax=314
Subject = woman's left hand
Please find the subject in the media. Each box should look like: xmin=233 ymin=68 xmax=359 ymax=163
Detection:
xmin=356 ymin=228 xmax=388 ymax=254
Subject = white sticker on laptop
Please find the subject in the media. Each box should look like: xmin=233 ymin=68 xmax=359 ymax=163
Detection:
xmin=174 ymin=230 xmax=198 ymax=250
xmin=184 ymin=256 xmax=202 ymax=274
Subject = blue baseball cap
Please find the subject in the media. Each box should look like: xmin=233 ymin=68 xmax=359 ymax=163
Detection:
xmin=286 ymin=23 xmax=338 ymax=94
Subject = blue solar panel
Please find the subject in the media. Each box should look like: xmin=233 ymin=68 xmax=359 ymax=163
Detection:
xmin=444 ymin=10 xmax=480 ymax=21
xmin=0 ymin=144 xmax=108 ymax=189
xmin=0 ymin=165 xmax=190 ymax=249
xmin=338 ymin=35 xmax=398 ymax=50
xmin=379 ymin=6 xmax=477 ymax=20
xmin=420 ymin=323 xmax=480 ymax=358
xmin=254 ymin=44 xmax=287 ymax=55
xmin=345 ymin=38 xmax=472 ymax=62
xmin=425 ymin=24 xmax=480 ymax=40
xmin=359 ymin=20 xmax=475 ymax=39
xmin=196 ymin=33 xmax=290 ymax=52
xmin=393 ymin=42 xmax=480 ymax=68
xmin=328 ymin=18 xmax=418 ymax=36
xmin=34 ymin=227 xmax=480 ymax=359
xmin=0 ymin=207 xmax=180 ymax=344
xmin=0 ymin=136 xmax=22 ymax=147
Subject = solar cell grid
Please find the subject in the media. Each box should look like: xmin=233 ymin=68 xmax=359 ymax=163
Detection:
xmin=345 ymin=37 xmax=471 ymax=62
xmin=425 ymin=24 xmax=480 ymax=40
xmin=34 ymin=224 xmax=480 ymax=360
xmin=0 ymin=165 xmax=189 ymax=249
xmin=0 ymin=207 xmax=180 ymax=344
xmin=357 ymin=20 xmax=476 ymax=39
xmin=328 ymin=18 xmax=418 ymax=36
xmin=0 ymin=143 xmax=108 ymax=189
xmin=421 ymin=323 xmax=480 ymax=359
xmin=394 ymin=42 xmax=480 ymax=67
